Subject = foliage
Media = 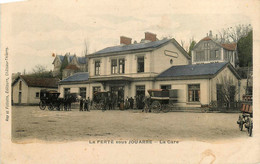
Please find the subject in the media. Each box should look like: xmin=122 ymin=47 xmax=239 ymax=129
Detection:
xmin=237 ymin=30 xmax=253 ymax=67
xmin=213 ymin=24 xmax=252 ymax=43
xmin=188 ymin=40 xmax=196 ymax=56
xmin=29 ymin=65 xmax=53 ymax=78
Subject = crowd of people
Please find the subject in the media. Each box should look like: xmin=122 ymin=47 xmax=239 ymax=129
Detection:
xmin=76 ymin=94 xmax=151 ymax=111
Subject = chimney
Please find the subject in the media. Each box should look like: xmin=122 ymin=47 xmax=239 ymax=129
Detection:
xmin=120 ymin=36 xmax=132 ymax=45
xmin=145 ymin=32 xmax=157 ymax=42
xmin=209 ymin=30 xmax=212 ymax=37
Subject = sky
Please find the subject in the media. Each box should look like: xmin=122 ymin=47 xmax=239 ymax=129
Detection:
xmin=1 ymin=0 xmax=258 ymax=74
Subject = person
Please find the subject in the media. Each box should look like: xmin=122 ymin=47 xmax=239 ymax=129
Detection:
xmin=129 ymin=97 xmax=134 ymax=109
xmin=108 ymin=96 xmax=112 ymax=110
xmin=84 ymin=97 xmax=89 ymax=111
xmin=67 ymin=97 xmax=72 ymax=111
xmin=64 ymin=96 xmax=68 ymax=111
xmin=142 ymin=96 xmax=150 ymax=113
xmin=79 ymin=98 xmax=83 ymax=111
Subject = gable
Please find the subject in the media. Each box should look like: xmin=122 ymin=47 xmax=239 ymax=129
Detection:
xmin=193 ymin=39 xmax=222 ymax=51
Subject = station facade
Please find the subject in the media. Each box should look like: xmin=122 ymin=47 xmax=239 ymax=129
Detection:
xmin=58 ymin=32 xmax=241 ymax=108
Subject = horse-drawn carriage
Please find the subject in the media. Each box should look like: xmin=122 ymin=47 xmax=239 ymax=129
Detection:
xmin=147 ymin=89 xmax=178 ymax=113
xmin=92 ymin=91 xmax=115 ymax=110
xmin=237 ymin=95 xmax=253 ymax=136
xmin=39 ymin=89 xmax=78 ymax=111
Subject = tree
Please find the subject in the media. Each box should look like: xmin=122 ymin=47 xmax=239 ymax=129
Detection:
xmin=213 ymin=24 xmax=252 ymax=43
xmin=216 ymin=75 xmax=238 ymax=110
xmin=29 ymin=64 xmax=53 ymax=77
xmin=83 ymin=38 xmax=89 ymax=56
xmin=237 ymin=30 xmax=253 ymax=67
xmin=32 ymin=64 xmax=47 ymax=74
xmin=188 ymin=40 xmax=196 ymax=56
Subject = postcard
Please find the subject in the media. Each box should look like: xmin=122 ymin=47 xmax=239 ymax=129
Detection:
xmin=1 ymin=0 xmax=260 ymax=163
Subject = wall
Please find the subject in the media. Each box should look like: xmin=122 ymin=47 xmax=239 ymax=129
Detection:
xmin=27 ymin=87 xmax=58 ymax=104
xmin=192 ymin=40 xmax=223 ymax=64
xmin=53 ymin=57 xmax=61 ymax=76
xmin=152 ymin=42 xmax=189 ymax=73
xmin=210 ymin=66 xmax=240 ymax=102
xmin=155 ymin=79 xmax=209 ymax=107
xmin=12 ymin=79 xmax=29 ymax=104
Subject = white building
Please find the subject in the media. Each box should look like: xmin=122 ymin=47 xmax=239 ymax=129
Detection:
xmin=12 ymin=75 xmax=59 ymax=105
xmin=58 ymin=32 xmax=241 ymax=108
xmin=192 ymin=35 xmax=238 ymax=67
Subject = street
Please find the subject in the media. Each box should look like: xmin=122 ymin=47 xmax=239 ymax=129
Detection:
xmin=12 ymin=106 xmax=249 ymax=143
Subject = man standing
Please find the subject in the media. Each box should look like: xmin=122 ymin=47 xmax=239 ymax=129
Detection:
xmin=79 ymin=98 xmax=83 ymax=111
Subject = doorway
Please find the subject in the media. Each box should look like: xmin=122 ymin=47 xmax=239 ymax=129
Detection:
xmin=110 ymin=86 xmax=124 ymax=105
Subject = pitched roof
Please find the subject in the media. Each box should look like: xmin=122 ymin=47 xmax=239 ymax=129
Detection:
xmin=201 ymin=36 xmax=212 ymax=41
xmin=158 ymin=62 xmax=229 ymax=78
xmin=65 ymin=64 xmax=80 ymax=70
xmin=221 ymin=43 xmax=237 ymax=51
xmin=92 ymin=39 xmax=172 ymax=55
xmin=78 ymin=56 xmax=86 ymax=64
xmin=58 ymin=55 xmax=64 ymax=62
xmin=15 ymin=76 xmax=59 ymax=88
xmin=197 ymin=37 xmax=237 ymax=51
xmin=60 ymin=72 xmax=89 ymax=83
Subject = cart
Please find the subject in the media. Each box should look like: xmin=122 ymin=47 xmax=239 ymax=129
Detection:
xmin=237 ymin=95 xmax=253 ymax=136
xmin=39 ymin=89 xmax=63 ymax=110
xmin=147 ymin=89 xmax=178 ymax=113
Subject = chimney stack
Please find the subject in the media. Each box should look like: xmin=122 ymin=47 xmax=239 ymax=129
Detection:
xmin=209 ymin=30 xmax=212 ymax=37
xmin=145 ymin=32 xmax=157 ymax=42
xmin=120 ymin=36 xmax=132 ymax=45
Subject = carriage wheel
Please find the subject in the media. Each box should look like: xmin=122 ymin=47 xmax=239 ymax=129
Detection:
xmin=162 ymin=104 xmax=170 ymax=113
xmin=247 ymin=118 xmax=253 ymax=137
xmin=39 ymin=101 xmax=46 ymax=110
xmin=238 ymin=115 xmax=243 ymax=131
xmin=151 ymin=101 xmax=161 ymax=113
xmin=55 ymin=104 xmax=60 ymax=111
xmin=48 ymin=103 xmax=54 ymax=111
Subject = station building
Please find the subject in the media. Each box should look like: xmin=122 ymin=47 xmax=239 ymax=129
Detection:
xmin=58 ymin=32 xmax=241 ymax=108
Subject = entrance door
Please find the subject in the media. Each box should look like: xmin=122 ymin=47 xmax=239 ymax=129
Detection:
xmin=18 ymin=92 xmax=22 ymax=104
xmin=136 ymin=85 xmax=145 ymax=109
xmin=111 ymin=86 xmax=124 ymax=105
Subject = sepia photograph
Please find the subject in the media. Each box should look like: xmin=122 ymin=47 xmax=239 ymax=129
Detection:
xmin=1 ymin=0 xmax=260 ymax=163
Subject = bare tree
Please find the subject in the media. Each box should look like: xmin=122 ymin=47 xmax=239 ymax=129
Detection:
xmin=30 ymin=64 xmax=52 ymax=77
xmin=83 ymin=38 xmax=90 ymax=56
xmin=213 ymin=24 xmax=252 ymax=43
xmin=216 ymin=75 xmax=239 ymax=109
xmin=32 ymin=64 xmax=47 ymax=74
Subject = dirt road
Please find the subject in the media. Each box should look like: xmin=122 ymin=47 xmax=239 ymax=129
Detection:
xmin=12 ymin=106 xmax=249 ymax=143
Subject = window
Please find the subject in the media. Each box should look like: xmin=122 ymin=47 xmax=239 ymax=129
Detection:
xmin=111 ymin=59 xmax=117 ymax=74
xmin=64 ymin=88 xmax=70 ymax=97
xmin=119 ymin=59 xmax=125 ymax=74
xmin=188 ymin=84 xmax=200 ymax=102
xmin=195 ymin=51 xmax=205 ymax=62
xmin=19 ymin=81 xmax=22 ymax=90
xmin=35 ymin=92 xmax=40 ymax=98
xmin=95 ymin=60 xmax=100 ymax=75
xmin=79 ymin=87 xmax=86 ymax=99
xmin=137 ymin=56 xmax=144 ymax=73
xmin=161 ymin=85 xmax=171 ymax=90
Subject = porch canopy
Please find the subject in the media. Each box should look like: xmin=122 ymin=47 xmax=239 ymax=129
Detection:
xmin=89 ymin=76 xmax=133 ymax=89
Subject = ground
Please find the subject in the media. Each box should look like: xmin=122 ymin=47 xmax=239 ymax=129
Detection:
xmin=12 ymin=106 xmax=249 ymax=143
